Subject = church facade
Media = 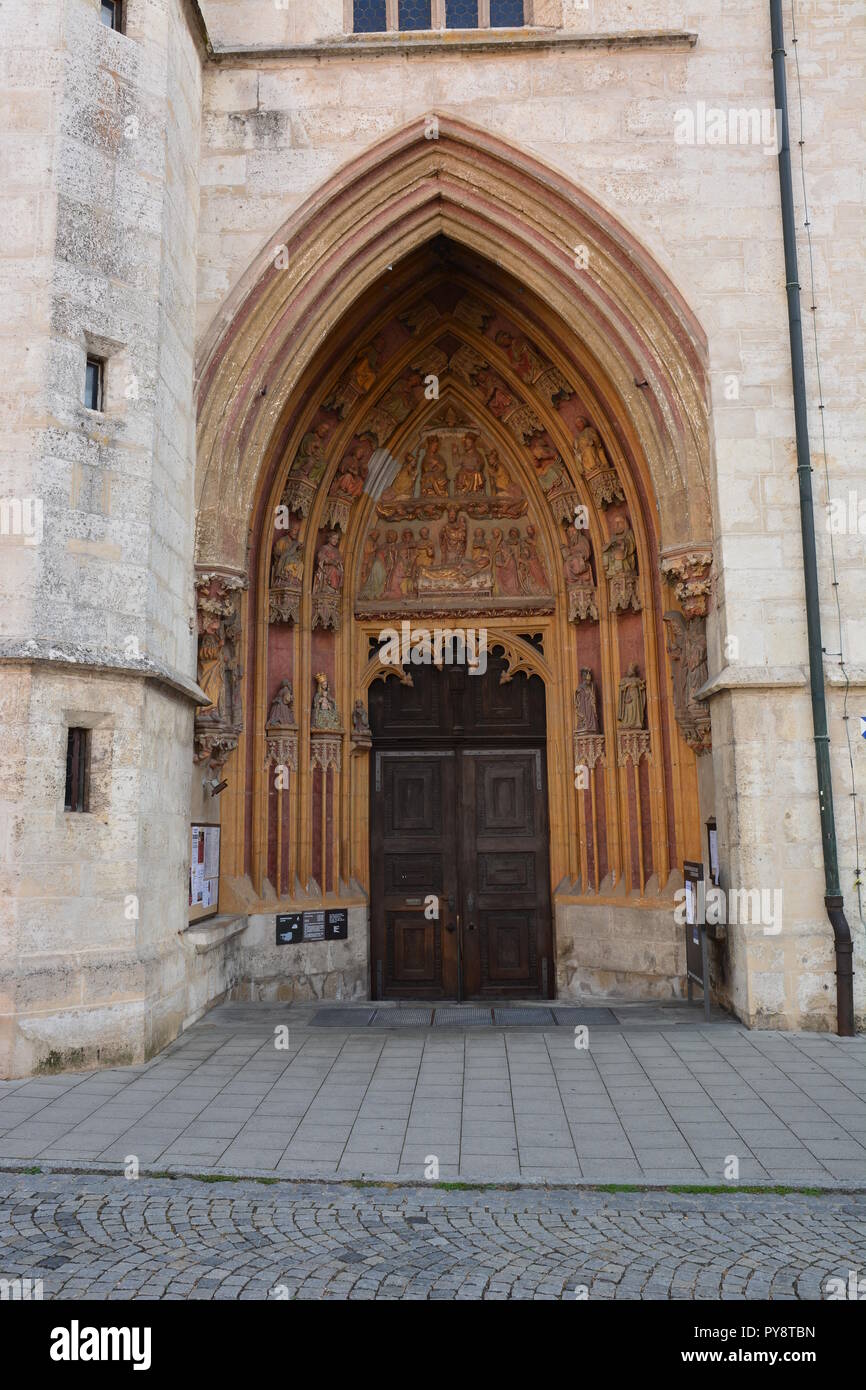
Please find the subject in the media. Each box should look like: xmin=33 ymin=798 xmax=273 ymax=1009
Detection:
xmin=1 ymin=0 xmax=863 ymax=1076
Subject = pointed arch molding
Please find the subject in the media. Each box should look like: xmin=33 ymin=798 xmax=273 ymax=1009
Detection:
xmin=195 ymin=116 xmax=712 ymax=572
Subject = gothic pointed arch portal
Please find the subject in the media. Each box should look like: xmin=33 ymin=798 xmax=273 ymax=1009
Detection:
xmin=195 ymin=121 xmax=715 ymax=1001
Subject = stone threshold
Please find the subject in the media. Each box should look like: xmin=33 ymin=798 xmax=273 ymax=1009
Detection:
xmin=206 ymin=29 xmax=698 ymax=64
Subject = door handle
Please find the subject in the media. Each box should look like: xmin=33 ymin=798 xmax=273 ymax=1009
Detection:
xmin=445 ymin=922 xmax=456 ymax=933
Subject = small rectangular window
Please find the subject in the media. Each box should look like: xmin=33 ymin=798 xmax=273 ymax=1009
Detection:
xmin=490 ymin=0 xmax=524 ymax=25
xmin=65 ymin=729 xmax=91 ymax=813
xmin=398 ymin=0 xmax=432 ymax=30
xmin=84 ymin=355 xmax=104 ymax=411
xmin=100 ymin=0 xmax=123 ymax=31
xmin=353 ymin=0 xmax=388 ymax=31
xmin=447 ymin=0 xmax=479 ymax=26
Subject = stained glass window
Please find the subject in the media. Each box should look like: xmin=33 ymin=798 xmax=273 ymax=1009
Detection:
xmin=398 ymin=0 xmax=432 ymax=31
xmin=490 ymin=0 xmax=525 ymax=26
xmin=354 ymin=0 xmax=388 ymax=33
xmin=446 ymin=0 xmax=479 ymax=27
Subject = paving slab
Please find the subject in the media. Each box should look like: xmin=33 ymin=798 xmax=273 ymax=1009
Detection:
xmin=0 ymin=1000 xmax=863 ymax=1188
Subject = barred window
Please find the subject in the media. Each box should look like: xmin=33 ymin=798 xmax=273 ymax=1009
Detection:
xmin=446 ymin=0 xmax=478 ymax=26
xmin=490 ymin=0 xmax=525 ymax=24
xmin=398 ymin=0 xmax=432 ymax=29
xmin=352 ymin=0 xmax=527 ymax=33
xmin=353 ymin=0 xmax=387 ymax=31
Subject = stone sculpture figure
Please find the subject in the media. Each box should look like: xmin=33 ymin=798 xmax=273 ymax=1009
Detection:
xmin=617 ymin=663 xmax=646 ymax=730
xmin=267 ymin=680 xmax=295 ymax=728
xmin=574 ymin=668 xmax=600 ymax=734
xmin=602 ymin=514 xmax=641 ymax=613
xmin=313 ymin=530 xmax=344 ymax=595
xmin=351 ymin=698 xmax=372 ymax=748
xmin=311 ymin=672 xmax=340 ymax=730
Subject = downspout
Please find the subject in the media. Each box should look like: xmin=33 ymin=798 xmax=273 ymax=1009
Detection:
xmin=769 ymin=0 xmax=854 ymax=1035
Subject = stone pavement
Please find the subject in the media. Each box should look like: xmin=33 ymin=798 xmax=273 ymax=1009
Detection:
xmin=0 ymin=1002 xmax=863 ymax=1187
xmin=0 ymin=1173 xmax=864 ymax=1300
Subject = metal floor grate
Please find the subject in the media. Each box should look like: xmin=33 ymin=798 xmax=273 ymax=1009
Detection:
xmin=369 ymin=1008 xmax=434 ymax=1027
xmin=433 ymin=1007 xmax=492 ymax=1026
xmin=493 ymin=1007 xmax=555 ymax=1026
xmin=310 ymin=1008 xmax=376 ymax=1028
xmin=552 ymin=1006 xmax=618 ymax=1026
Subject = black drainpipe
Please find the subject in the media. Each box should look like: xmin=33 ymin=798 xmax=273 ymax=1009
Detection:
xmin=769 ymin=0 xmax=854 ymax=1035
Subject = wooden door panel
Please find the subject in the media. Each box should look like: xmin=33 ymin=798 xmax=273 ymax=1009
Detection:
xmin=480 ymin=909 xmax=533 ymax=983
xmin=372 ymin=750 xmax=458 ymax=999
xmin=461 ymin=749 xmax=552 ymax=998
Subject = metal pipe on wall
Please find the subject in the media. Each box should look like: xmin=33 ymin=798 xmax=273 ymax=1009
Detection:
xmin=769 ymin=0 xmax=854 ymax=1035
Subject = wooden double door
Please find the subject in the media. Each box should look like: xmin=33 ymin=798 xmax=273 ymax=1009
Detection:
xmin=369 ymin=655 xmax=553 ymax=1000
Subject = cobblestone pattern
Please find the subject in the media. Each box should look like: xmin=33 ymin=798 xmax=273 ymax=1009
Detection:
xmin=0 ymin=1175 xmax=864 ymax=1300
xmin=1 ymin=1006 xmax=864 ymax=1186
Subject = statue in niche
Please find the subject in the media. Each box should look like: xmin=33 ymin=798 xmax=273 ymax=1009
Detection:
xmin=330 ymin=444 xmax=367 ymax=501
xmin=271 ymin=513 xmax=303 ymax=589
xmin=267 ymin=680 xmax=296 ymax=728
xmin=380 ymin=368 xmax=425 ymax=423
xmin=347 ymin=335 xmax=384 ymax=396
xmin=574 ymin=669 xmax=600 ymax=734
xmin=293 ymin=420 xmax=333 ymax=480
xmin=439 ymin=506 xmax=468 ymax=565
xmin=419 ymin=436 xmax=449 ymax=497
xmin=488 ymin=449 xmax=520 ymax=498
xmin=313 ymin=530 xmax=344 ymax=596
xmin=563 ymin=527 xmax=598 ymax=623
xmin=351 ymin=698 xmax=372 ymax=749
xmin=529 ymin=436 xmax=565 ymax=493
xmin=602 ymin=514 xmax=641 ymax=613
xmin=617 ymin=663 xmax=647 ymax=730
xmin=475 ymin=367 xmax=515 ymax=418
xmin=384 ymin=451 xmax=419 ymax=499
xmin=454 ymin=434 xmax=486 ymax=495
xmin=494 ymin=329 xmax=543 ymax=383
xmin=573 ymin=418 xmax=607 ymax=476
xmin=311 ymin=672 xmax=340 ymax=730
xmin=663 ymin=610 xmax=711 ymax=754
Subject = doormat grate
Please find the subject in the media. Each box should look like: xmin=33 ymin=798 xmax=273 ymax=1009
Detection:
xmin=493 ymin=1007 xmax=555 ymax=1026
xmin=310 ymin=1008 xmax=376 ymax=1028
xmin=433 ymin=1007 xmax=493 ymax=1026
xmin=552 ymin=1007 xmax=618 ymax=1026
xmin=370 ymin=1008 xmax=433 ymax=1027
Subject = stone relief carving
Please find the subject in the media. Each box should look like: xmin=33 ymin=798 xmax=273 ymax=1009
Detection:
xmin=663 ymin=610 xmax=712 ymax=754
xmin=267 ymin=679 xmax=296 ymax=729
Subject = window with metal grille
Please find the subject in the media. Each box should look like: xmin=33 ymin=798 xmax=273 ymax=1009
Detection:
xmin=84 ymin=355 xmax=104 ymax=411
xmin=100 ymin=0 xmax=123 ymax=31
xmin=398 ymin=0 xmax=432 ymax=30
xmin=446 ymin=0 xmax=478 ymax=26
xmin=353 ymin=0 xmax=387 ymax=31
xmin=490 ymin=0 xmax=525 ymax=24
xmin=65 ymin=729 xmax=91 ymax=813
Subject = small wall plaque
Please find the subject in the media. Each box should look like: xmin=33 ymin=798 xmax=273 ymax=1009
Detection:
xmin=276 ymin=908 xmax=349 ymax=944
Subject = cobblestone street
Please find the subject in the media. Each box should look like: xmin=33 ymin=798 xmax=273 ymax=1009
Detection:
xmin=1 ymin=1173 xmax=864 ymax=1300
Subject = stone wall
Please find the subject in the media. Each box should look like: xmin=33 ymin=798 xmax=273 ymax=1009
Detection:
xmin=0 ymin=0 xmax=209 ymax=1076
xmin=195 ymin=0 xmax=865 ymax=1031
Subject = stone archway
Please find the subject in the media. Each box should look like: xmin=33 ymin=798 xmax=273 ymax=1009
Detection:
xmin=194 ymin=122 xmax=715 ymax=1003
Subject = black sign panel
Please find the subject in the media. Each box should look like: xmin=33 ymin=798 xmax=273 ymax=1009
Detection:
xmin=276 ymin=912 xmax=303 ymax=945
xmin=326 ymin=908 xmax=348 ymax=940
xmin=276 ymin=909 xmax=349 ymax=944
